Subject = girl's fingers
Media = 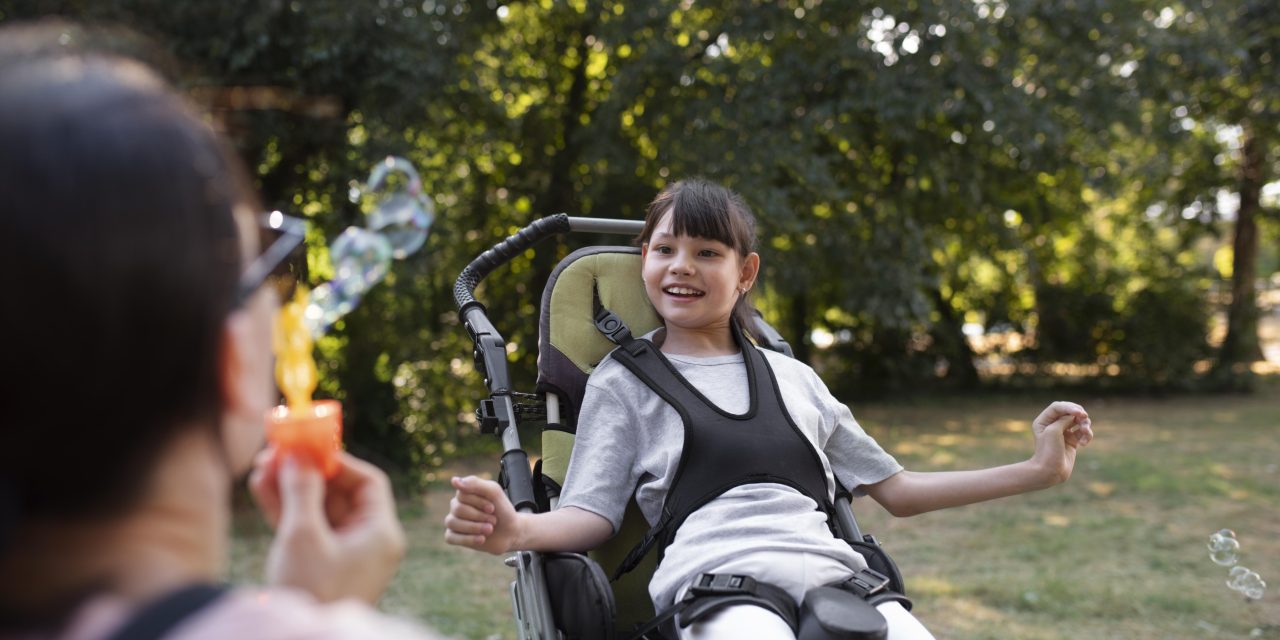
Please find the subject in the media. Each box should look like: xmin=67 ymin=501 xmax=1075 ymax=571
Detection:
xmin=451 ymin=476 xmax=500 ymax=513
xmin=443 ymin=530 xmax=487 ymax=548
xmin=444 ymin=513 xmax=495 ymax=536
xmin=452 ymin=490 xmax=497 ymax=514
xmin=449 ymin=499 xmax=497 ymax=524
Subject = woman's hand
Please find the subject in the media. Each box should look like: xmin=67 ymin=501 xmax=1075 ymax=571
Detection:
xmin=249 ymin=449 xmax=406 ymax=604
xmin=443 ymin=475 xmax=523 ymax=555
xmin=1029 ymin=401 xmax=1094 ymax=487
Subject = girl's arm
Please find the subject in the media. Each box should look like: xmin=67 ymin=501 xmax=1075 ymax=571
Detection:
xmin=444 ymin=475 xmax=614 ymax=554
xmin=864 ymin=401 xmax=1093 ymax=517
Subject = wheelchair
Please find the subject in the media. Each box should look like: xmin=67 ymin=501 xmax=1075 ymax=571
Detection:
xmin=454 ymin=215 xmax=910 ymax=640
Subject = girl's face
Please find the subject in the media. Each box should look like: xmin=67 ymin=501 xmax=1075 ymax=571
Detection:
xmin=641 ymin=209 xmax=759 ymax=334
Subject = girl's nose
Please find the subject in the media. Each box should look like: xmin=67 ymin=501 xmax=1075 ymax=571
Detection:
xmin=669 ymin=252 xmax=694 ymax=275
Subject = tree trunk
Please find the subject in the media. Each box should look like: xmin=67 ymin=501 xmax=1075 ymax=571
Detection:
xmin=929 ymin=285 xmax=981 ymax=389
xmin=789 ymin=292 xmax=811 ymax=365
xmin=1216 ymin=124 xmax=1265 ymax=368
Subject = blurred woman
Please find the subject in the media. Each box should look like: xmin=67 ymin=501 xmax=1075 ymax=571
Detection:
xmin=0 ymin=24 xmax=445 ymax=640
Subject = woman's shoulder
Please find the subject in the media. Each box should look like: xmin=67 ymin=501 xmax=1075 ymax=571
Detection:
xmin=174 ymin=587 xmax=449 ymax=640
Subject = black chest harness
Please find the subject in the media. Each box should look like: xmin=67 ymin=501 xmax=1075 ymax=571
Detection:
xmin=602 ymin=318 xmax=835 ymax=580
xmin=592 ymin=309 xmax=911 ymax=640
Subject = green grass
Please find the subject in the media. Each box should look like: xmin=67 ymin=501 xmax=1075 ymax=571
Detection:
xmin=230 ymin=382 xmax=1280 ymax=639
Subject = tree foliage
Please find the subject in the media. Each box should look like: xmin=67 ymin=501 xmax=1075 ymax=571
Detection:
xmin=3 ymin=0 xmax=1275 ymax=478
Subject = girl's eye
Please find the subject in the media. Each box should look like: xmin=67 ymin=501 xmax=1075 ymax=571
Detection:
xmin=655 ymin=245 xmax=672 ymax=254
xmin=699 ymin=249 xmax=719 ymax=257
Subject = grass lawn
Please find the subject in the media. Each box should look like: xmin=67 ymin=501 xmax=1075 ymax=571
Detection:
xmin=230 ymin=382 xmax=1280 ymax=639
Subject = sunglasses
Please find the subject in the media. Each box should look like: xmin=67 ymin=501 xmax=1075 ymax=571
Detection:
xmin=234 ymin=211 xmax=307 ymax=307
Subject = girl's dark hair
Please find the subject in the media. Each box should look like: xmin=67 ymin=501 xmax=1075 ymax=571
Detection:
xmin=637 ymin=178 xmax=759 ymax=334
xmin=0 ymin=38 xmax=258 ymax=526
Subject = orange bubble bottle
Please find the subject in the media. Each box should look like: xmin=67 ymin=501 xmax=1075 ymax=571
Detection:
xmin=265 ymin=287 xmax=342 ymax=477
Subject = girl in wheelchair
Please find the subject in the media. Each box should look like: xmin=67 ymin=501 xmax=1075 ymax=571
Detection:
xmin=446 ymin=178 xmax=1093 ymax=639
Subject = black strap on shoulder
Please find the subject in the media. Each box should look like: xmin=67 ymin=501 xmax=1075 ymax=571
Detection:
xmin=625 ymin=573 xmax=797 ymax=640
xmin=104 ymin=584 xmax=228 ymax=640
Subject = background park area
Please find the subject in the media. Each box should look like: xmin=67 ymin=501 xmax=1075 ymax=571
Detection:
xmin=4 ymin=0 xmax=1278 ymax=637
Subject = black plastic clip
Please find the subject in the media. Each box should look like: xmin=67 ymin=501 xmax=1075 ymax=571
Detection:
xmin=476 ymin=399 xmax=499 ymax=434
xmin=593 ymin=307 xmax=634 ymax=346
xmin=839 ymin=567 xmax=891 ymax=599
xmin=689 ymin=573 xmax=757 ymax=597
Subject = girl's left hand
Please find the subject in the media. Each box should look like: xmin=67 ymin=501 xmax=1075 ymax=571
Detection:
xmin=1029 ymin=401 xmax=1093 ymax=487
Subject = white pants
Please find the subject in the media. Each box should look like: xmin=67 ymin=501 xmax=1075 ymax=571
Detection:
xmin=673 ymin=551 xmax=935 ymax=640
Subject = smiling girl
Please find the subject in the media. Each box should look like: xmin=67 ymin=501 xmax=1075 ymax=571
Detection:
xmin=445 ymin=178 xmax=1093 ymax=640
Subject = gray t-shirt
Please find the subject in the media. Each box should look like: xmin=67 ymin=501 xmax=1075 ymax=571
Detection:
xmin=557 ymin=331 xmax=903 ymax=608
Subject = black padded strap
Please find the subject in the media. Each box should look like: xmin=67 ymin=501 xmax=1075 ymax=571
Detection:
xmin=104 ymin=584 xmax=227 ymax=640
xmin=623 ymin=573 xmax=797 ymax=640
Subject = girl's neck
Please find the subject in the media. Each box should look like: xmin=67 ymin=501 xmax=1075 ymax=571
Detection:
xmin=657 ymin=321 xmax=739 ymax=357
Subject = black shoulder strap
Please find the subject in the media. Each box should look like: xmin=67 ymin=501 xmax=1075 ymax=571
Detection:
xmin=104 ymin=584 xmax=228 ymax=640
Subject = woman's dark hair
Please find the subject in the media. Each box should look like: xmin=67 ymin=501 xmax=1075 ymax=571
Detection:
xmin=0 ymin=33 xmax=259 ymax=527
xmin=637 ymin=178 xmax=759 ymax=334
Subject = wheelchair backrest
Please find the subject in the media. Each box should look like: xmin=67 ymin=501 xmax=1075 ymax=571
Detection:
xmin=535 ymin=246 xmax=662 ymax=630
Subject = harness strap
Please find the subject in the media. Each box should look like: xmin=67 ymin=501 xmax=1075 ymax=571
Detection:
xmin=592 ymin=306 xmax=834 ymax=583
xmin=103 ymin=584 xmax=228 ymax=640
xmin=610 ymin=512 xmax=669 ymax=582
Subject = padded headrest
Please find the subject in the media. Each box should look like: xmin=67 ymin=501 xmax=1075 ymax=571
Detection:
xmin=536 ymin=246 xmax=662 ymax=429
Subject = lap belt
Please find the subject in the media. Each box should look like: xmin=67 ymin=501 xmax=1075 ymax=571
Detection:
xmin=625 ymin=573 xmax=797 ymax=640
xmin=625 ymin=569 xmax=910 ymax=640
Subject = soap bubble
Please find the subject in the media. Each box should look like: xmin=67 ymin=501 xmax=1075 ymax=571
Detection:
xmin=365 ymin=156 xmax=434 ymax=259
xmin=293 ymin=156 xmax=434 ymax=339
xmin=330 ymin=227 xmax=393 ymax=297
xmin=368 ymin=191 xmax=433 ymax=259
xmin=304 ymin=282 xmax=359 ymax=337
xmin=1208 ymin=529 xmax=1240 ymax=566
xmin=1227 ymin=567 xmax=1267 ymax=600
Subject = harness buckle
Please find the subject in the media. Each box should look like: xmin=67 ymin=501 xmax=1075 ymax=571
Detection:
xmin=593 ymin=307 xmax=634 ymax=345
xmin=839 ymin=567 xmax=891 ymax=599
xmin=688 ymin=573 xmax=758 ymax=597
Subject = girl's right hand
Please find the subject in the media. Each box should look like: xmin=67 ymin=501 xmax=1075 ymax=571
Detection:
xmin=444 ymin=475 xmax=522 ymax=555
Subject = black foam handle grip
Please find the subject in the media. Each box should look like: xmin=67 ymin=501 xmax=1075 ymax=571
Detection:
xmin=501 ymin=450 xmax=539 ymax=513
xmin=453 ymin=214 xmax=571 ymax=311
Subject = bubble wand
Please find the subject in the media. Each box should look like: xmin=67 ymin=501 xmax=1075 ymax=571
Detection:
xmin=265 ymin=157 xmax=434 ymax=476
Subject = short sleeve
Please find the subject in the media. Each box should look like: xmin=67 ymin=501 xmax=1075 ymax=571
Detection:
xmin=555 ymin=375 xmax=642 ymax=532
xmin=815 ymin=380 xmax=903 ymax=494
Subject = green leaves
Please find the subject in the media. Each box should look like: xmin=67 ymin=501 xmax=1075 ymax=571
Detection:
xmin=8 ymin=0 xmax=1273 ymax=475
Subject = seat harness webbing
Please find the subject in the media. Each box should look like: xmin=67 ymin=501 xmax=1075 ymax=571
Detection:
xmin=594 ymin=308 xmax=835 ymax=581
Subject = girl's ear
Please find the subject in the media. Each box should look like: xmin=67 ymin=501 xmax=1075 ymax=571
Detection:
xmin=739 ymin=252 xmax=760 ymax=290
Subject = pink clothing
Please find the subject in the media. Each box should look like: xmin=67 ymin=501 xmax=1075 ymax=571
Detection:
xmin=5 ymin=587 xmax=449 ymax=640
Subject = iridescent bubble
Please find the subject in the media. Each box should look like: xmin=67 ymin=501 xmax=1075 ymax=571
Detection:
xmin=1227 ymin=567 xmax=1267 ymax=600
xmin=1208 ymin=529 xmax=1240 ymax=566
xmin=368 ymin=191 xmax=433 ymax=259
xmin=303 ymin=282 xmax=360 ymax=338
xmin=365 ymin=156 xmax=433 ymax=259
xmin=330 ymin=227 xmax=393 ymax=297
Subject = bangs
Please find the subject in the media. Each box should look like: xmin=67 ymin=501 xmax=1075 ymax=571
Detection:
xmin=669 ymin=185 xmax=738 ymax=248
xmin=642 ymin=177 xmax=756 ymax=255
